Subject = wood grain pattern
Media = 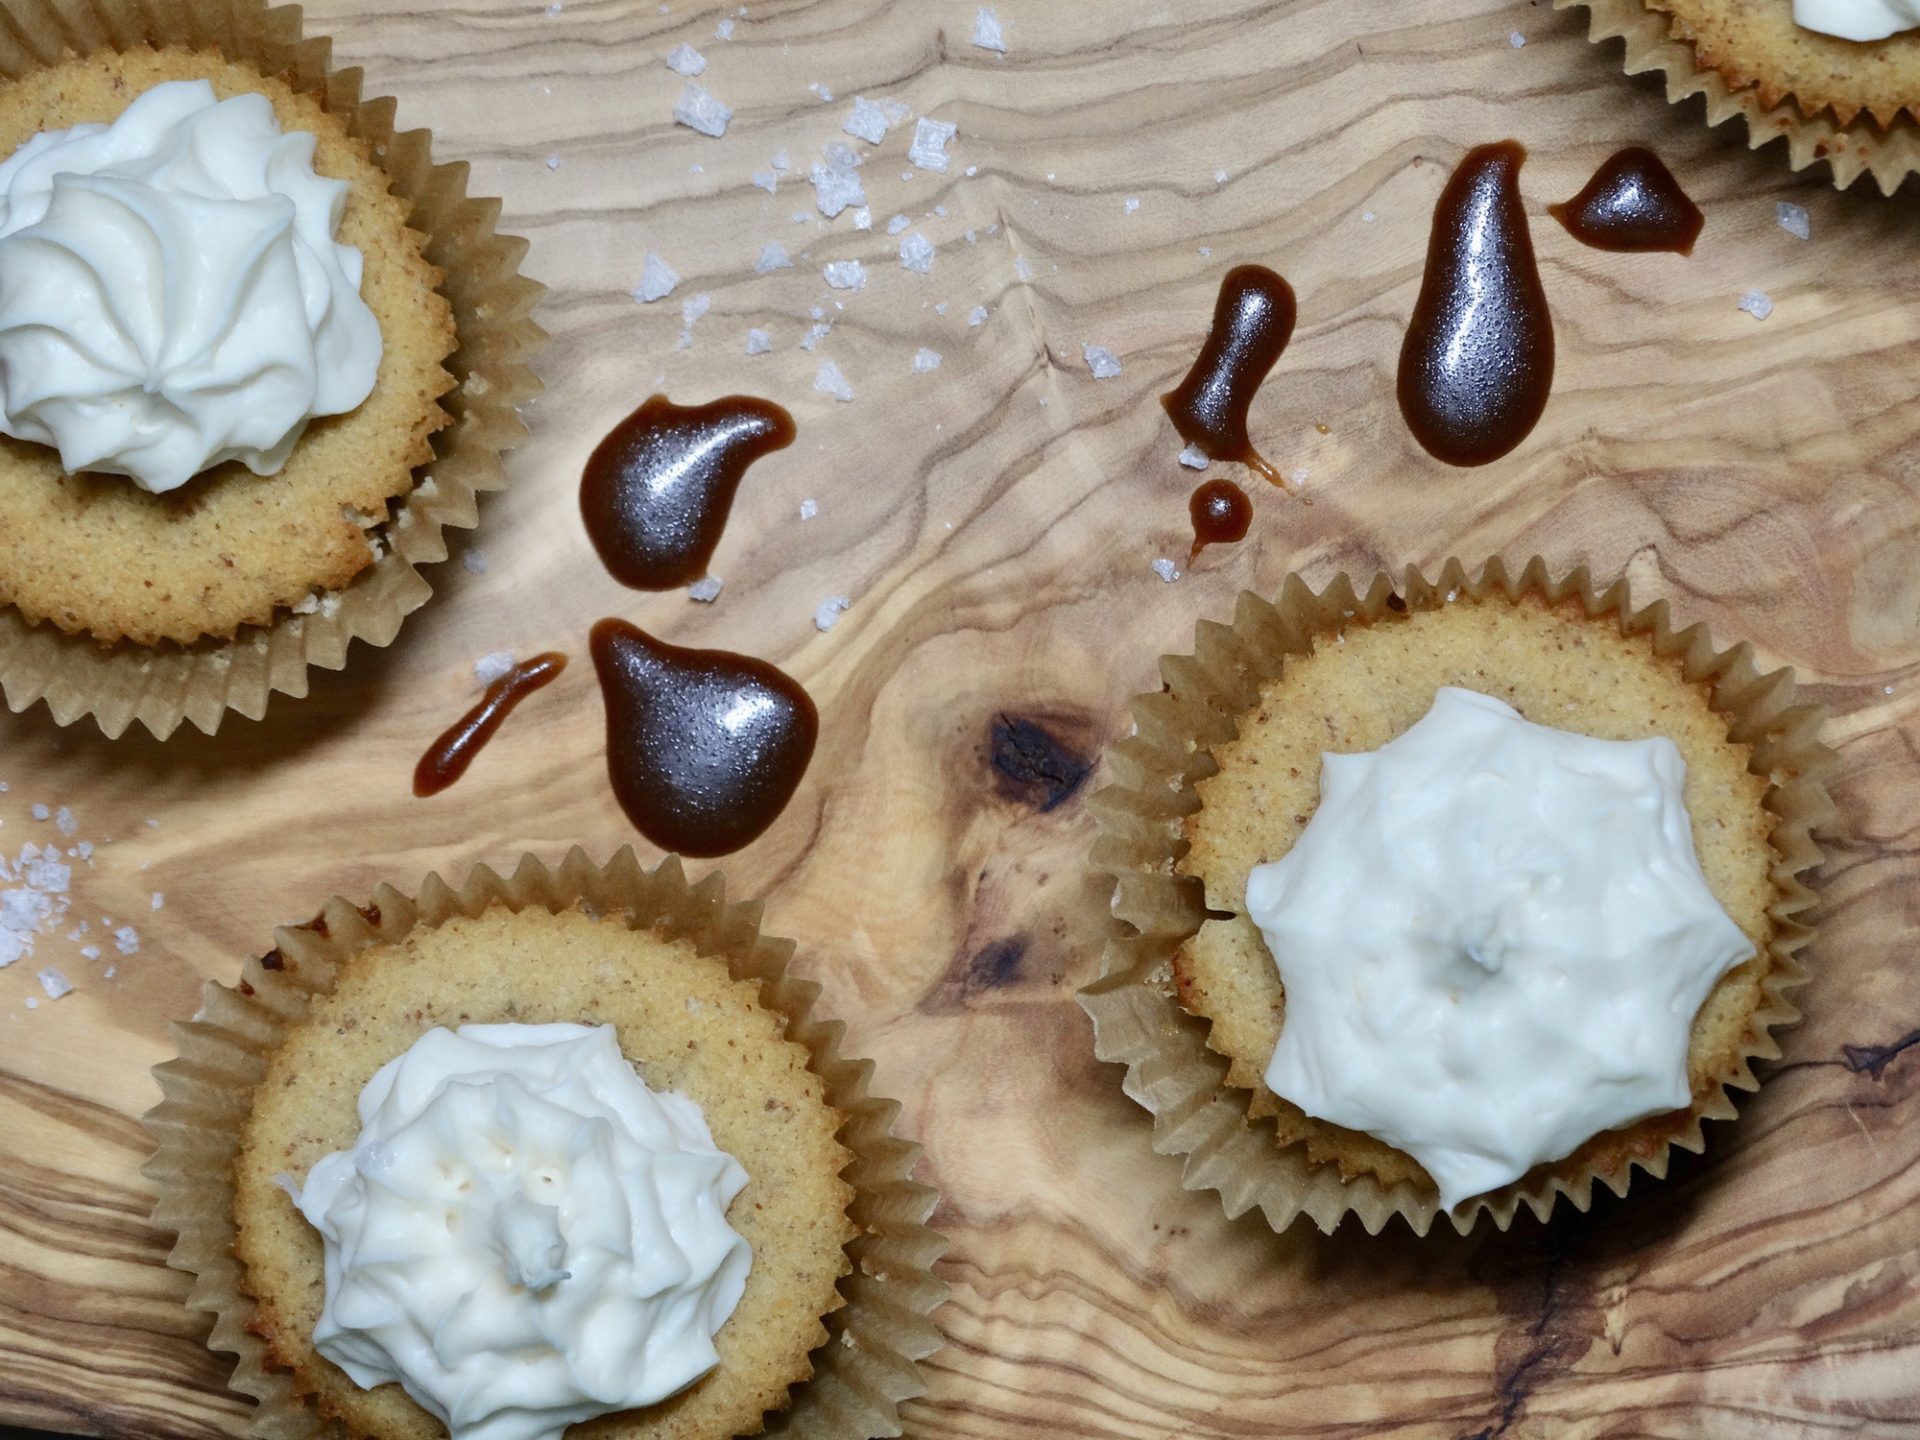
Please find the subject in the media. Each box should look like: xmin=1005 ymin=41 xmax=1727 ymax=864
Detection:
xmin=2 ymin=0 xmax=1917 ymax=1436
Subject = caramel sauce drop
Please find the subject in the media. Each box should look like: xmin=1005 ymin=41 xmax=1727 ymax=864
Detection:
xmin=580 ymin=394 xmax=796 ymax=590
xmin=1188 ymin=478 xmax=1252 ymax=560
xmin=589 ymin=618 xmax=816 ymax=858
xmin=1550 ymin=147 xmax=1702 ymax=255
xmin=1398 ymin=141 xmax=1554 ymax=468
xmin=414 ymin=653 xmax=569 ymax=798
xmin=1162 ymin=264 xmax=1298 ymax=489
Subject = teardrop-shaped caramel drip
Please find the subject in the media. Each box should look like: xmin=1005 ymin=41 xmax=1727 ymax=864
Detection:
xmin=1550 ymin=147 xmax=1702 ymax=255
xmin=1398 ymin=141 xmax=1554 ymax=468
xmin=1162 ymin=265 xmax=1297 ymax=488
xmin=589 ymin=618 xmax=816 ymax=857
xmin=580 ymin=394 xmax=796 ymax=590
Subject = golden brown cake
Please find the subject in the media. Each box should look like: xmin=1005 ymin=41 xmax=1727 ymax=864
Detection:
xmin=0 ymin=47 xmax=456 ymax=648
xmin=233 ymin=904 xmax=857 ymax=1440
xmin=1647 ymin=0 xmax=1920 ymax=127
xmin=1171 ymin=593 xmax=1779 ymax=1202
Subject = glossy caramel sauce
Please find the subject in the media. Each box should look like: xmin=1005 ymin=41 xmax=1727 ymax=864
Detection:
xmin=589 ymin=619 xmax=816 ymax=857
xmin=414 ymin=653 xmax=568 ymax=797
xmin=1162 ymin=265 xmax=1298 ymax=488
xmin=580 ymin=394 xmax=795 ymax=590
xmin=1398 ymin=141 xmax=1554 ymax=468
xmin=1188 ymin=478 xmax=1252 ymax=559
xmin=1550 ymin=147 xmax=1702 ymax=255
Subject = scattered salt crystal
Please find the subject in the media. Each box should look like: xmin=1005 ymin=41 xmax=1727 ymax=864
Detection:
xmin=912 ymin=347 xmax=943 ymax=372
xmin=799 ymin=498 xmax=819 ymax=520
xmin=934 ymin=301 xmax=948 ymax=315
xmin=715 ymin=16 xmax=734 ymax=38
xmin=475 ymin=651 xmax=516 ymax=685
xmin=1151 ymin=558 xmax=1181 ymax=583
xmin=814 ymin=360 xmax=854 ymax=401
xmin=887 ymin=214 xmax=911 ymax=236
xmin=53 ymin=807 xmax=75 ymax=836
xmin=967 ymin=304 xmax=989 ymax=326
xmin=792 ymin=210 xmax=810 ymax=223
xmin=74 ymin=842 xmax=92 ymax=861
xmin=687 ymin=576 xmax=724 ymax=602
xmin=965 ymin=164 xmax=979 ymax=177
xmin=1198 ymin=245 xmax=1212 ymax=257
xmin=1738 ymin=288 xmax=1774 ymax=321
xmin=150 ymin=892 xmax=164 ymax=911
xmin=844 ymin=96 xmax=892 ymax=145
xmin=23 ymin=997 xmax=36 ymax=1009
xmin=756 ymin=241 xmax=792 ymax=272
xmin=1776 ymin=202 xmax=1811 ymax=240
xmin=30 ymin=804 xmax=47 ymax=821
xmin=1287 ymin=466 xmax=1311 ymax=488
xmin=1082 ymin=342 xmax=1123 ymax=378
xmin=745 ymin=327 xmax=772 ymax=355
xmin=1509 ymin=31 xmax=1526 ymax=47
xmin=1124 ymin=196 xmax=1141 ymax=214
xmin=810 ymin=143 xmax=866 ymax=217
xmin=673 ymin=81 xmax=732 ymax=137
xmin=113 ymin=926 xmax=139 ymax=955
xmin=908 ymin=116 xmax=957 ymax=172
xmin=753 ymin=171 xmax=778 ymax=193
xmin=814 ymin=595 xmax=851 ymax=631
xmin=37 ymin=967 xmax=70 ymax=1000
xmin=80 ymin=945 xmax=100 ymax=961
xmin=1014 ymin=254 xmax=1034 ymax=281
xmin=808 ymin=82 xmax=835 ymax=102
xmin=463 ymin=548 xmax=489 ymax=574
xmin=545 ymin=154 xmax=561 ymax=170
xmin=972 ymin=7 xmax=1008 ymax=52
xmin=1362 ymin=211 xmax=1377 ymax=223
xmin=899 ymin=232 xmax=935 ymax=273
xmin=1178 ymin=444 xmax=1209 ymax=470
xmin=680 ymin=293 xmax=711 ymax=329
xmin=823 ymin=259 xmax=868 ymax=290
xmin=801 ymin=322 xmax=832 ymax=350
xmin=634 ymin=252 xmax=679 ymax=301
xmin=665 ymin=42 xmax=707 ymax=76
xmin=964 ymin=228 xmax=977 ymax=244
xmin=772 ymin=150 xmax=791 ymax=171
xmin=1214 ymin=167 xmax=1228 ymax=184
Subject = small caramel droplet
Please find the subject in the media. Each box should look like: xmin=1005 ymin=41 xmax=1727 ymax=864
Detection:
xmin=1188 ymin=478 xmax=1252 ymax=560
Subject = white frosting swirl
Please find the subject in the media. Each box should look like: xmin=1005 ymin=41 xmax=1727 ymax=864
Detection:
xmin=293 ymin=1023 xmax=750 ymax=1440
xmin=1794 ymin=0 xmax=1920 ymax=40
xmin=0 ymin=79 xmax=382 ymax=493
xmin=1246 ymin=687 xmax=1754 ymax=1211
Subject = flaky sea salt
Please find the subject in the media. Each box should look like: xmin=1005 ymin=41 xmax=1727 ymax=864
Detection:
xmin=113 ymin=926 xmax=139 ymax=955
xmin=853 ymin=207 xmax=872 ymax=230
xmin=1152 ymin=558 xmax=1181 ymax=583
xmin=680 ymin=293 xmax=711 ymax=329
xmin=753 ymin=171 xmax=778 ymax=193
xmin=673 ymin=81 xmax=732 ymax=137
xmin=800 ymin=321 xmax=832 ymax=350
xmin=745 ymin=327 xmax=772 ymax=354
xmin=799 ymin=498 xmax=819 ymax=520
xmin=756 ymin=241 xmax=793 ymax=272
xmin=634 ymin=252 xmax=679 ymax=301
xmin=1509 ymin=31 xmax=1526 ymax=47
xmin=1124 ymin=196 xmax=1140 ymax=214
xmin=30 ymin=804 xmax=47 ymax=821
xmin=908 ymin=116 xmax=956 ymax=172
xmin=1082 ymin=343 xmax=1123 ymax=378
xmin=687 ymin=575 xmax=724 ymax=602
xmin=37 ymin=967 xmax=70 ymax=1000
xmin=810 ymin=143 xmax=866 ymax=217
xmin=887 ymin=214 xmax=910 ymax=235
xmin=813 ymin=595 xmax=851 ymax=631
xmin=150 ymin=892 xmax=164 ymax=911
xmin=665 ymin=42 xmax=707 ymax=75
xmin=475 ymin=651 xmax=515 ymax=685
xmin=772 ymin=149 xmax=791 ymax=171
xmin=967 ymin=304 xmax=989 ymax=327
xmin=1776 ymin=202 xmax=1812 ymax=240
xmin=1014 ymin=254 xmax=1034 ymax=281
xmin=814 ymin=360 xmax=854 ymax=402
xmin=1178 ymin=444 xmax=1209 ymax=470
xmin=715 ymin=16 xmax=734 ymax=38
xmin=899 ymin=232 xmax=935 ymax=273
xmin=972 ymin=6 xmax=1007 ymax=51
xmin=823 ymin=259 xmax=867 ymax=290
xmin=912 ymin=347 xmax=942 ymax=373
xmin=1738 ymin=288 xmax=1774 ymax=321
xmin=54 ymin=807 xmax=76 ymax=837
xmin=844 ymin=96 xmax=892 ymax=145
xmin=463 ymin=549 xmax=489 ymax=575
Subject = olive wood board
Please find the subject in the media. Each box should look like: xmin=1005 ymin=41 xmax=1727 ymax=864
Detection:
xmin=0 ymin=1 xmax=1916 ymax=1437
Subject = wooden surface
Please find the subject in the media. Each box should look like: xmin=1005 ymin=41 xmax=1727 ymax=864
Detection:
xmin=2 ymin=1 xmax=1918 ymax=1436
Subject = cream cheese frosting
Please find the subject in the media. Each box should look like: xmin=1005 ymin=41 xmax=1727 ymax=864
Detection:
xmin=0 ymin=79 xmax=382 ymax=493
xmin=1245 ymin=687 xmax=1754 ymax=1211
xmin=292 ymin=1023 xmax=750 ymax=1440
xmin=1794 ymin=0 xmax=1920 ymax=40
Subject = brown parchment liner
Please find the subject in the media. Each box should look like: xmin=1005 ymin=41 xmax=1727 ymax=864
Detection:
xmin=1078 ymin=557 xmax=1835 ymax=1237
xmin=141 ymin=847 xmax=947 ymax=1440
xmin=1557 ymin=0 xmax=1920 ymax=194
xmin=0 ymin=0 xmax=546 ymax=740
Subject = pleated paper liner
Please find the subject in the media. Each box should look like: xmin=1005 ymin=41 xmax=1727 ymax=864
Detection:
xmin=141 ymin=847 xmax=947 ymax=1440
xmin=1558 ymin=0 xmax=1920 ymax=194
xmin=0 ymin=0 xmax=545 ymax=740
xmin=1078 ymin=557 xmax=1835 ymax=1237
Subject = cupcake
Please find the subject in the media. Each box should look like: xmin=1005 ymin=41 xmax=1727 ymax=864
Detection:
xmin=1082 ymin=559 xmax=1833 ymax=1234
xmin=143 ymin=850 xmax=945 ymax=1439
xmin=1558 ymin=0 xmax=1920 ymax=192
xmin=0 ymin=0 xmax=544 ymax=738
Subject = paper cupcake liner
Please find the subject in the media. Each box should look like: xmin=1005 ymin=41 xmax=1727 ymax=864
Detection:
xmin=1557 ymin=0 xmax=1920 ymax=194
xmin=141 ymin=847 xmax=947 ymax=1439
xmin=0 ymin=0 xmax=546 ymax=739
xmin=1078 ymin=556 xmax=1836 ymax=1237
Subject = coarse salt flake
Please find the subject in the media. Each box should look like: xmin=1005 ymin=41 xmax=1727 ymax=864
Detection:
xmin=687 ymin=576 xmax=724 ymax=602
xmin=844 ymin=96 xmax=892 ymax=145
xmin=972 ymin=7 xmax=1008 ymax=52
xmin=37 ymin=967 xmax=70 ymax=999
xmin=665 ymin=43 xmax=707 ymax=76
xmin=899 ymin=232 xmax=935 ymax=273
xmin=1082 ymin=342 xmax=1123 ymax=379
xmin=755 ymin=241 xmax=792 ymax=272
xmin=810 ymin=143 xmax=866 ymax=217
xmin=1152 ymin=558 xmax=1181 ymax=583
xmin=1776 ymin=202 xmax=1811 ymax=240
xmin=912 ymin=347 xmax=942 ymax=372
xmin=634 ymin=252 xmax=679 ymax=301
xmin=1738 ymin=288 xmax=1774 ymax=321
xmin=1178 ymin=444 xmax=1209 ymax=470
xmin=823 ymin=259 xmax=867 ymax=290
xmin=814 ymin=595 xmax=851 ymax=631
xmin=799 ymin=498 xmax=819 ymax=520
xmin=475 ymin=651 xmax=515 ymax=685
xmin=967 ymin=304 xmax=989 ymax=327
xmin=673 ymin=81 xmax=732 ymax=137
xmin=745 ymin=328 xmax=772 ymax=355
xmin=908 ymin=116 xmax=956 ymax=172
xmin=814 ymin=360 xmax=854 ymax=402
